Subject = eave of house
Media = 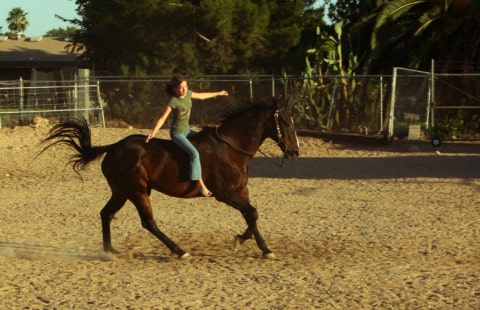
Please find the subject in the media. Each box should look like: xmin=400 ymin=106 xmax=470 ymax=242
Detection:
xmin=0 ymin=36 xmax=90 ymax=69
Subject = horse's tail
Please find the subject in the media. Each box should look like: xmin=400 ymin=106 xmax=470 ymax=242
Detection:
xmin=39 ymin=116 xmax=111 ymax=173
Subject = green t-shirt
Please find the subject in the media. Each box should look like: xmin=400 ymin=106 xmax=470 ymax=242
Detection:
xmin=168 ymin=90 xmax=192 ymax=133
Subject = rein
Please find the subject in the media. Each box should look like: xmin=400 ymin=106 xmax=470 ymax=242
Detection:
xmin=214 ymin=109 xmax=286 ymax=167
xmin=257 ymin=149 xmax=285 ymax=167
xmin=214 ymin=127 xmax=256 ymax=156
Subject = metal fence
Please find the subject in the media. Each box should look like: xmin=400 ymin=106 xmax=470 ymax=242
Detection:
xmin=0 ymin=78 xmax=105 ymax=128
xmin=2 ymin=73 xmax=479 ymax=142
xmin=390 ymin=68 xmax=480 ymax=142
xmin=95 ymin=75 xmax=389 ymax=135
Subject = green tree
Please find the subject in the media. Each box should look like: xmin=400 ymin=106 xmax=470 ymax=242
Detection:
xmin=193 ymin=0 xmax=272 ymax=74
xmin=45 ymin=26 xmax=77 ymax=37
xmin=71 ymin=0 xmax=171 ymax=74
xmin=368 ymin=0 xmax=480 ymax=73
xmin=69 ymin=0 xmax=317 ymax=75
xmin=256 ymin=0 xmax=304 ymax=72
xmin=66 ymin=0 xmax=334 ymax=124
xmin=325 ymin=0 xmax=384 ymax=74
xmin=6 ymin=7 xmax=29 ymax=39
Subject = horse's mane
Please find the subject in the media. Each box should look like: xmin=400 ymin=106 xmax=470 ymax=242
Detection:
xmin=217 ymin=102 xmax=274 ymax=126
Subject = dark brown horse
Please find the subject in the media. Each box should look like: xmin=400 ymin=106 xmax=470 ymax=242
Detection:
xmin=41 ymin=99 xmax=299 ymax=259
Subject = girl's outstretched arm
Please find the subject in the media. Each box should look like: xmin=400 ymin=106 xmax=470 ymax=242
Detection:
xmin=191 ymin=90 xmax=228 ymax=100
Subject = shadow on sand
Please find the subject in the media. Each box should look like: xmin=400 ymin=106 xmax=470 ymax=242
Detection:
xmin=249 ymin=155 xmax=480 ymax=180
xmin=0 ymin=241 xmax=109 ymax=260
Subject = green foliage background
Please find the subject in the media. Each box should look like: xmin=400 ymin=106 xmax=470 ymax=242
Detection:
xmin=4 ymin=1 xmax=480 ymax=138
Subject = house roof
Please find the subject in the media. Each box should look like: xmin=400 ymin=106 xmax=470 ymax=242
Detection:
xmin=0 ymin=36 xmax=90 ymax=68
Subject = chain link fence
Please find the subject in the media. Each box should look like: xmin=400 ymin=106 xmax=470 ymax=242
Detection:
xmin=2 ymin=73 xmax=479 ymax=142
xmin=390 ymin=69 xmax=480 ymax=142
xmin=95 ymin=75 xmax=389 ymax=135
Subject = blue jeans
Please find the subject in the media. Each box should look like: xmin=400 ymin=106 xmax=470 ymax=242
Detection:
xmin=171 ymin=129 xmax=202 ymax=181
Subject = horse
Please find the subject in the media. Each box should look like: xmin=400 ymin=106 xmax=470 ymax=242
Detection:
xmin=40 ymin=99 xmax=300 ymax=260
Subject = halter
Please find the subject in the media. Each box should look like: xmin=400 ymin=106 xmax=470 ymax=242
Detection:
xmin=262 ymin=108 xmax=286 ymax=167
xmin=273 ymin=108 xmax=285 ymax=145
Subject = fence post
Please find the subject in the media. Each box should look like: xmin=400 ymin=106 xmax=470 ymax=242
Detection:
xmin=327 ymin=77 xmax=338 ymax=130
xmin=97 ymin=80 xmax=106 ymax=128
xmin=19 ymin=77 xmax=24 ymax=124
xmin=249 ymin=79 xmax=253 ymax=103
xmin=74 ymin=73 xmax=78 ymax=117
xmin=388 ymin=68 xmax=398 ymax=138
xmin=78 ymin=69 xmax=91 ymax=121
xmin=428 ymin=59 xmax=435 ymax=132
xmin=271 ymin=75 xmax=275 ymax=99
xmin=380 ymin=75 xmax=383 ymax=130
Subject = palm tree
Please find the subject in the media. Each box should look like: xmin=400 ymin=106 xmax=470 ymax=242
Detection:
xmin=416 ymin=0 xmax=480 ymax=72
xmin=368 ymin=0 xmax=479 ymax=73
xmin=7 ymin=7 xmax=29 ymax=39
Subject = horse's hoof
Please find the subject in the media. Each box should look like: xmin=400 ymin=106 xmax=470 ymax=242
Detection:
xmin=105 ymin=247 xmax=120 ymax=255
xmin=263 ymin=252 xmax=277 ymax=259
xmin=180 ymin=253 xmax=192 ymax=260
xmin=233 ymin=235 xmax=244 ymax=252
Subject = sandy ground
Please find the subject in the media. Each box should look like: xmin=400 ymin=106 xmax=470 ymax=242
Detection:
xmin=0 ymin=125 xmax=479 ymax=309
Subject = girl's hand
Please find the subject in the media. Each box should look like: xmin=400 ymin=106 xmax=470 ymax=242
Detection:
xmin=145 ymin=133 xmax=154 ymax=143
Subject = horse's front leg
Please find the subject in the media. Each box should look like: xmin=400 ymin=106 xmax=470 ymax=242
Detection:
xmin=241 ymin=204 xmax=276 ymax=259
xmin=223 ymin=194 xmax=275 ymax=259
xmin=233 ymin=226 xmax=253 ymax=250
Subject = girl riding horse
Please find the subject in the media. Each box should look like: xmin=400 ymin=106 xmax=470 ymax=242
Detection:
xmin=145 ymin=75 xmax=229 ymax=196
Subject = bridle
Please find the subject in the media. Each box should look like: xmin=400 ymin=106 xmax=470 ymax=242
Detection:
xmin=214 ymin=108 xmax=287 ymax=167
xmin=260 ymin=108 xmax=286 ymax=166
xmin=273 ymin=108 xmax=285 ymax=147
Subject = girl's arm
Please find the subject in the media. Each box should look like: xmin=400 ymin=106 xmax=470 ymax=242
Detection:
xmin=191 ymin=90 xmax=228 ymax=100
xmin=145 ymin=105 xmax=172 ymax=143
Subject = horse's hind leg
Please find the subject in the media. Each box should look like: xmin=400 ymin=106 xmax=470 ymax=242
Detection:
xmin=129 ymin=193 xmax=189 ymax=259
xmin=100 ymin=191 xmax=127 ymax=253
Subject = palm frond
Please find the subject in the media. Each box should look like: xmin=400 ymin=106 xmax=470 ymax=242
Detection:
xmin=371 ymin=0 xmax=426 ymax=49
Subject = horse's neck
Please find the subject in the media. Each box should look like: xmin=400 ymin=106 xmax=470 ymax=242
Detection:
xmin=218 ymin=111 xmax=270 ymax=153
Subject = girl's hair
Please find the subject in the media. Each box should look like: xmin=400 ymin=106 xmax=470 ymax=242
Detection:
xmin=166 ymin=74 xmax=187 ymax=96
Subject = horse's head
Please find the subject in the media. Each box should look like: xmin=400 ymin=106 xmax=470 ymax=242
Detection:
xmin=271 ymin=98 xmax=300 ymax=160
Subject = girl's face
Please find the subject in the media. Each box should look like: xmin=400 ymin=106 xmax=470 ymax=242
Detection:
xmin=174 ymin=81 xmax=188 ymax=98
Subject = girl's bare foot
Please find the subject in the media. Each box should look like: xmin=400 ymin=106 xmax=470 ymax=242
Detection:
xmin=198 ymin=180 xmax=212 ymax=197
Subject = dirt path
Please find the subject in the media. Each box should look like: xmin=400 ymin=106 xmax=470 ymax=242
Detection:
xmin=0 ymin=126 xmax=478 ymax=308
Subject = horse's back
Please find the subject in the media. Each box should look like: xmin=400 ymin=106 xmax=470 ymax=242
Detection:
xmin=100 ymin=134 xmax=196 ymax=192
